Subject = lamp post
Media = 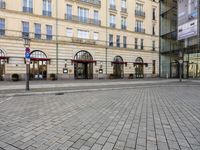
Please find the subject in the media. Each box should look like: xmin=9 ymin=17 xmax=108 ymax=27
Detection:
xmin=23 ymin=37 xmax=31 ymax=91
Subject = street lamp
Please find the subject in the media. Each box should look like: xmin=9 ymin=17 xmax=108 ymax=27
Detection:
xmin=23 ymin=37 xmax=31 ymax=91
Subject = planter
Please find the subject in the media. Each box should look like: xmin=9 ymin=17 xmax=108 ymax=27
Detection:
xmin=109 ymin=74 xmax=114 ymax=79
xmin=50 ymin=73 xmax=57 ymax=81
xmin=128 ymin=74 xmax=134 ymax=79
xmin=12 ymin=74 xmax=19 ymax=81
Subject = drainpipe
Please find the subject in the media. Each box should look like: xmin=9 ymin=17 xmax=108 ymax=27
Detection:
xmin=105 ymin=0 xmax=108 ymax=78
xmin=56 ymin=0 xmax=59 ymax=79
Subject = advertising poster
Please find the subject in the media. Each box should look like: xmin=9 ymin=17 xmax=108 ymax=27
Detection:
xmin=177 ymin=0 xmax=199 ymax=40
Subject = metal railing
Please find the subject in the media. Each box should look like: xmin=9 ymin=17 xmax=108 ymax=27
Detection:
xmin=65 ymin=14 xmax=101 ymax=26
xmin=79 ymin=0 xmax=101 ymax=6
xmin=110 ymin=4 xmax=116 ymax=10
xmin=135 ymin=10 xmax=145 ymax=17
xmin=0 ymin=29 xmax=5 ymax=36
xmin=121 ymin=7 xmax=127 ymax=13
xmin=135 ymin=27 xmax=145 ymax=33
xmin=23 ymin=7 xmax=33 ymax=13
xmin=110 ymin=23 xmax=116 ymax=28
xmin=121 ymin=25 xmax=127 ymax=30
xmin=43 ymin=10 xmax=52 ymax=17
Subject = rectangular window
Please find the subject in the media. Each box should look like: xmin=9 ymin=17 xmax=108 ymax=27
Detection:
xmin=93 ymin=10 xmax=99 ymax=25
xmin=152 ymin=41 xmax=155 ymax=51
xmin=121 ymin=17 xmax=126 ymax=30
xmin=22 ymin=21 xmax=29 ymax=38
xmin=23 ymin=0 xmax=33 ymax=13
xmin=121 ymin=0 xmax=126 ymax=8
xmin=135 ymin=20 xmax=144 ymax=32
xmin=66 ymin=28 xmax=73 ymax=37
xmin=78 ymin=7 xmax=89 ymax=23
xmin=43 ymin=0 xmax=52 ymax=16
xmin=140 ymin=39 xmax=144 ymax=50
xmin=35 ymin=23 xmax=41 ymax=39
xmin=123 ymin=36 xmax=127 ymax=48
xmin=109 ymin=15 xmax=115 ymax=28
xmin=153 ymin=8 xmax=156 ymax=20
xmin=135 ymin=38 xmax=138 ymax=49
xmin=66 ymin=4 xmax=72 ymax=20
xmin=0 ymin=18 xmax=5 ymax=36
xmin=46 ymin=25 xmax=52 ymax=40
xmin=93 ymin=32 xmax=99 ymax=40
xmin=78 ymin=30 xmax=89 ymax=39
xmin=116 ymin=35 xmax=120 ymax=47
xmin=152 ymin=24 xmax=155 ymax=35
xmin=109 ymin=34 xmax=113 ymax=47
xmin=152 ymin=60 xmax=156 ymax=74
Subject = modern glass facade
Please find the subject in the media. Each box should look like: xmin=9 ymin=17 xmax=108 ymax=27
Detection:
xmin=160 ymin=0 xmax=200 ymax=79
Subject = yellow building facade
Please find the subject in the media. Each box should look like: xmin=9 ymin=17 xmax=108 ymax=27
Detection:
xmin=0 ymin=0 xmax=159 ymax=80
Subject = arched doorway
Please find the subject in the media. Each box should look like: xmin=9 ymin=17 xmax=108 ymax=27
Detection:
xmin=30 ymin=50 xmax=48 ymax=80
xmin=113 ymin=56 xmax=124 ymax=79
xmin=135 ymin=57 xmax=144 ymax=78
xmin=0 ymin=49 xmax=5 ymax=79
xmin=74 ymin=51 xmax=94 ymax=79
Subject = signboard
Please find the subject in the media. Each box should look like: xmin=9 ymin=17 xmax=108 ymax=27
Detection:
xmin=177 ymin=0 xmax=198 ymax=40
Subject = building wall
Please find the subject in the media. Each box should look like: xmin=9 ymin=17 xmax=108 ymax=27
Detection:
xmin=0 ymin=0 xmax=160 ymax=80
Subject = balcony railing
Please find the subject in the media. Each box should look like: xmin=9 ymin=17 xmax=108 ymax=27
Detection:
xmin=79 ymin=0 xmax=101 ymax=6
xmin=0 ymin=29 xmax=5 ymax=36
xmin=121 ymin=25 xmax=127 ymax=30
xmin=22 ymin=32 xmax=29 ymax=38
xmin=110 ymin=23 xmax=116 ymax=28
xmin=23 ymin=7 xmax=33 ymax=13
xmin=46 ymin=35 xmax=52 ymax=40
xmin=65 ymin=14 xmax=101 ymax=26
xmin=135 ymin=10 xmax=145 ymax=17
xmin=135 ymin=27 xmax=145 ymax=33
xmin=43 ymin=10 xmax=52 ymax=17
xmin=110 ymin=4 xmax=116 ymax=11
xmin=35 ymin=33 xmax=41 ymax=39
xmin=0 ymin=1 xmax=5 ymax=9
xmin=121 ymin=7 xmax=127 ymax=13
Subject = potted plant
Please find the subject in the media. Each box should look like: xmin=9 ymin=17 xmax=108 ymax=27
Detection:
xmin=109 ymin=74 xmax=114 ymax=79
xmin=50 ymin=73 xmax=57 ymax=81
xmin=129 ymin=74 xmax=134 ymax=79
xmin=12 ymin=74 xmax=19 ymax=81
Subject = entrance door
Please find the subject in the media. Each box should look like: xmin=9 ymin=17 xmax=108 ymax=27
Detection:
xmin=135 ymin=64 xmax=144 ymax=78
xmin=0 ymin=63 xmax=4 ymax=80
xmin=135 ymin=57 xmax=144 ymax=78
xmin=113 ymin=56 xmax=124 ymax=79
xmin=74 ymin=62 xmax=93 ymax=79
xmin=30 ymin=61 xmax=47 ymax=80
xmin=189 ymin=63 xmax=198 ymax=78
xmin=74 ymin=51 xmax=94 ymax=79
xmin=113 ymin=64 xmax=123 ymax=78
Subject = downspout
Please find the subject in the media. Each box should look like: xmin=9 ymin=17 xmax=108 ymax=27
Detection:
xmin=56 ymin=0 xmax=59 ymax=78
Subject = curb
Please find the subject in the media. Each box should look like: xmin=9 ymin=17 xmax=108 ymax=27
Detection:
xmin=0 ymin=83 xmax=199 ymax=98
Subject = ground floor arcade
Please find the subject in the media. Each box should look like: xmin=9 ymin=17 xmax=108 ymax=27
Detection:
xmin=0 ymin=40 xmax=159 ymax=80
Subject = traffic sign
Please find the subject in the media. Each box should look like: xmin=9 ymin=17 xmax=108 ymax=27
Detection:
xmin=25 ymin=52 xmax=30 ymax=59
xmin=25 ymin=47 xmax=30 ymax=53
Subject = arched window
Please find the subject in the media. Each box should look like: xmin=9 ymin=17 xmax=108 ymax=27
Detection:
xmin=114 ymin=56 xmax=123 ymax=62
xmin=136 ymin=57 xmax=143 ymax=63
xmin=74 ymin=50 xmax=93 ymax=60
xmin=30 ymin=50 xmax=47 ymax=58
xmin=0 ymin=49 xmax=5 ymax=57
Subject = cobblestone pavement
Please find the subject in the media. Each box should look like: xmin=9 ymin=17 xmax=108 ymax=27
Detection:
xmin=0 ymin=84 xmax=200 ymax=150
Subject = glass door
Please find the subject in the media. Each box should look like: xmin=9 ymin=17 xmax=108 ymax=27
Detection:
xmin=135 ymin=64 xmax=144 ymax=78
xmin=30 ymin=61 xmax=47 ymax=80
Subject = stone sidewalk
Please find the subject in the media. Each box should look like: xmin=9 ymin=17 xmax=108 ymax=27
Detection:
xmin=0 ymin=84 xmax=200 ymax=150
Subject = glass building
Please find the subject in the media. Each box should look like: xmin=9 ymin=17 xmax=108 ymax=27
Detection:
xmin=160 ymin=0 xmax=200 ymax=79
